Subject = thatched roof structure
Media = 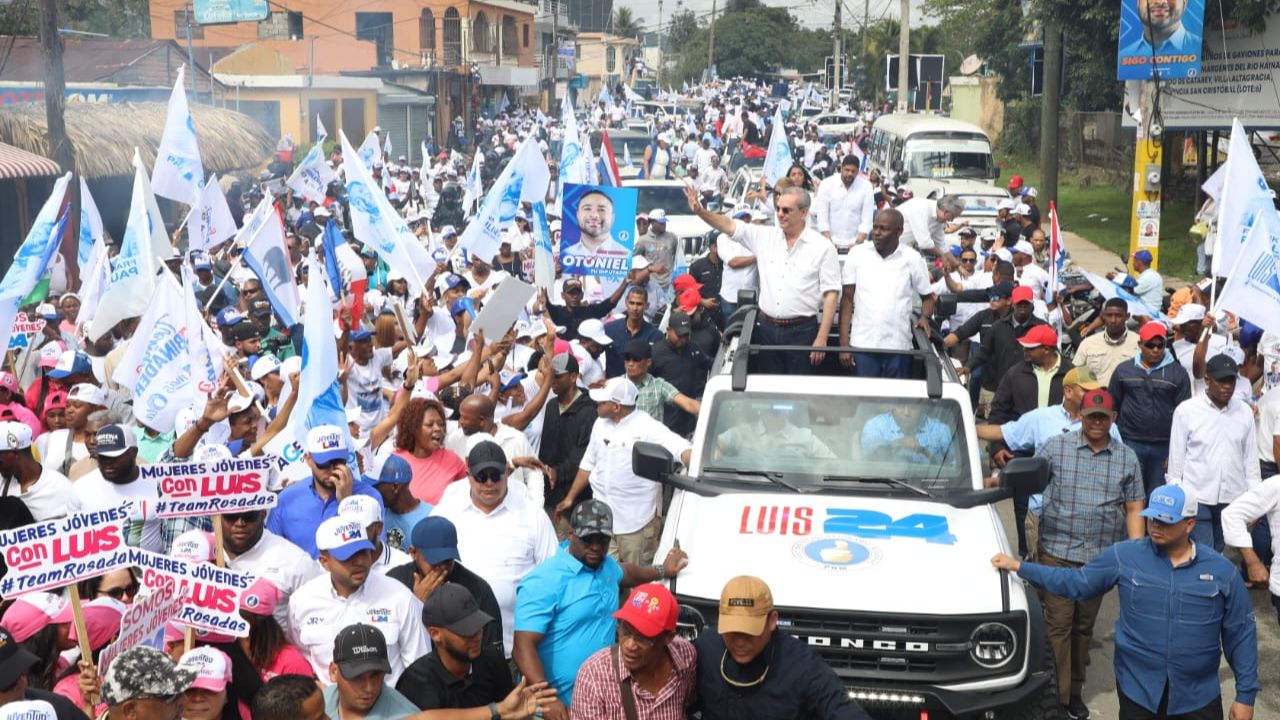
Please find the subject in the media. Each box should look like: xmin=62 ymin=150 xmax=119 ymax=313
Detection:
xmin=0 ymin=102 xmax=274 ymax=180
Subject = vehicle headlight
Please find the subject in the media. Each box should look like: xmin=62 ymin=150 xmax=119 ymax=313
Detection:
xmin=676 ymin=605 xmax=707 ymax=641
xmin=969 ymin=622 xmax=1017 ymax=668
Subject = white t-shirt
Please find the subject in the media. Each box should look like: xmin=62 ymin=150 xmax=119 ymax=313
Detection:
xmin=67 ymin=469 xmax=163 ymax=552
xmin=0 ymin=466 xmax=73 ymax=522
xmin=345 ymin=347 xmax=393 ymax=432
xmin=34 ymin=429 xmax=88 ymax=476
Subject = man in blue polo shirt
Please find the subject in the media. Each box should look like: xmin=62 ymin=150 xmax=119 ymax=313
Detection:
xmin=266 ymin=424 xmax=384 ymax=557
xmin=992 ymin=484 xmax=1259 ymax=720
xmin=512 ymin=500 xmax=688 ymax=720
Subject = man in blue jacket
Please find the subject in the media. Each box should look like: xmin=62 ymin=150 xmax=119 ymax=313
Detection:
xmin=992 ymin=484 xmax=1258 ymax=720
xmin=1108 ymin=321 xmax=1192 ymax=493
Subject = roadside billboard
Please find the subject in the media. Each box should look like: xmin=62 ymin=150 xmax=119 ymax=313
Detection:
xmin=1117 ymin=0 xmax=1206 ymax=79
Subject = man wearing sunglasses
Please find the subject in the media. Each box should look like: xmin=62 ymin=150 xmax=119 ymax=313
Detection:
xmin=1108 ymin=321 xmax=1192 ymax=493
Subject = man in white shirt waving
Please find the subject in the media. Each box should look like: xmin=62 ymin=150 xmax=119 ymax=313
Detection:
xmin=813 ymin=155 xmax=875 ymax=250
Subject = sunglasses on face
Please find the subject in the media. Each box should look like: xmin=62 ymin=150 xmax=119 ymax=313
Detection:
xmin=961 ymin=257 xmax=977 ymax=263
xmin=1142 ymin=341 xmax=1166 ymax=349
xmin=474 ymin=469 xmax=503 ymax=484
xmin=100 ymin=582 xmax=139 ymax=600
xmin=776 ymin=206 xmax=800 ymax=215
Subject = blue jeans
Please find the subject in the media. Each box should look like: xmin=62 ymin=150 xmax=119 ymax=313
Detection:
xmin=720 ymin=301 xmax=738 ymax=327
xmin=1190 ymin=502 xmax=1226 ymax=552
xmin=752 ymin=317 xmax=818 ymax=375
xmin=1124 ymin=439 xmax=1169 ymax=495
xmin=853 ymin=352 xmax=911 ymax=378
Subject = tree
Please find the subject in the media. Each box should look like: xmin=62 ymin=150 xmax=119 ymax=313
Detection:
xmin=0 ymin=0 xmax=150 ymax=37
xmin=611 ymin=6 xmax=642 ymax=40
xmin=666 ymin=8 xmax=700 ymax=52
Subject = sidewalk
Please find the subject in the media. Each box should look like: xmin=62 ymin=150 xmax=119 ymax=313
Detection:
xmin=1060 ymin=229 xmax=1194 ymax=285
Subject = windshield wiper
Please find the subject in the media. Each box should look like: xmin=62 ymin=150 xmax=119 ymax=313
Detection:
xmin=702 ymin=466 xmax=813 ymax=493
xmin=823 ymin=475 xmax=933 ymax=497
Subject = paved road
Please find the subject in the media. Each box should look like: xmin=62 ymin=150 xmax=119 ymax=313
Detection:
xmin=993 ymin=498 xmax=1280 ymax=718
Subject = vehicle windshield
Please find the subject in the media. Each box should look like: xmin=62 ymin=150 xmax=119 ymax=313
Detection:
xmin=612 ymin=136 xmax=651 ymax=161
xmin=956 ymin=194 xmax=1007 ymax=216
xmin=701 ymin=392 xmax=972 ymax=493
xmin=904 ymin=139 xmax=993 ymax=180
xmin=634 ymin=185 xmax=691 ymax=215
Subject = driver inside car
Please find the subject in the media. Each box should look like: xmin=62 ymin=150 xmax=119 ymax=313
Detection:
xmin=860 ymin=403 xmax=952 ymax=464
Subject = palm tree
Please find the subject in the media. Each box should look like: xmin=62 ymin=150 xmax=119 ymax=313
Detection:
xmin=612 ymin=6 xmax=642 ymax=39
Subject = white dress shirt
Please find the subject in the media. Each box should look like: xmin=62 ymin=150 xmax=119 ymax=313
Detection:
xmin=841 ymin=243 xmax=933 ymax=351
xmin=813 ymin=175 xmax=874 ymax=247
xmin=1222 ymin=474 xmax=1280 ymax=594
xmin=1166 ymin=393 xmax=1261 ymax=505
xmin=717 ymin=234 xmax=758 ymax=304
xmin=445 ymin=423 xmax=545 ymax=508
xmin=579 ymin=411 xmax=691 ymax=535
xmin=730 ymin=221 xmax=840 ymax=320
xmin=227 ymin=529 xmax=322 ymax=636
xmin=1172 ymin=334 xmax=1227 ymax=396
xmin=288 ymin=571 xmax=430 ymax=685
xmin=1258 ymin=388 xmax=1280 ymax=465
xmin=430 ymin=482 xmax=557 ymax=655
xmin=897 ymin=198 xmax=946 ymax=253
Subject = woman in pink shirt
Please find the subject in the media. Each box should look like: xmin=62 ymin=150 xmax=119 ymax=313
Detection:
xmin=395 ymin=396 xmax=467 ymax=504
xmin=235 ymin=579 xmax=312 ymax=683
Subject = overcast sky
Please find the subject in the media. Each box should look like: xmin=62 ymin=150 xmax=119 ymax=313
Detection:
xmin=614 ymin=0 xmax=937 ymax=32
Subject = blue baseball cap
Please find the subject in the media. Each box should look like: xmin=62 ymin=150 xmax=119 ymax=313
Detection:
xmin=216 ymin=307 xmax=245 ymax=328
xmin=48 ymin=351 xmax=92 ymax=379
xmin=410 ymin=516 xmax=462 ymax=565
xmin=1140 ymin=485 xmax=1198 ymax=524
xmin=315 ymin=516 xmax=375 ymax=561
xmin=1134 ymin=249 xmax=1154 ymax=264
xmin=364 ymin=453 xmax=412 ymax=486
xmin=359 ymin=245 xmax=377 ymax=259
xmin=350 ymin=327 xmax=374 ymax=343
xmin=305 ymin=425 xmax=348 ymax=465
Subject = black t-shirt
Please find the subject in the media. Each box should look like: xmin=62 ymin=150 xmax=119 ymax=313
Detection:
xmin=23 ymin=688 xmax=90 ymax=720
xmin=386 ymin=561 xmax=506 ymax=658
xmin=395 ymin=648 xmax=515 ymax=711
xmin=689 ymin=256 xmax=723 ymax=301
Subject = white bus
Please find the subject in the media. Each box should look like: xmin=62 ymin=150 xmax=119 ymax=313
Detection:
xmin=866 ymin=113 xmax=1001 ymax=198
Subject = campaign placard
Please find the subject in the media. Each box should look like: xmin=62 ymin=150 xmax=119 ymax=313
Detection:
xmin=0 ymin=506 xmax=134 ymax=597
xmin=559 ymin=183 xmax=638 ymax=281
xmin=7 ymin=312 xmax=46 ymax=350
xmin=145 ymin=456 xmax=279 ymax=518
xmin=1117 ymin=0 xmax=1205 ymax=80
xmin=134 ymin=550 xmax=256 ymax=637
xmin=97 ymin=582 xmax=185 ymax=674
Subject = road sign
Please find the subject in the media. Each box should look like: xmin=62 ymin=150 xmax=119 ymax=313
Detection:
xmin=557 ymin=43 xmax=576 ymax=59
xmin=193 ymin=0 xmax=268 ymax=25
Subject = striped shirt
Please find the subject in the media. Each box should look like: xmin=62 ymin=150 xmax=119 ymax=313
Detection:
xmin=633 ymin=374 xmax=679 ymax=424
xmin=570 ymin=638 xmax=697 ymax=720
xmin=1036 ymin=430 xmax=1144 ymax=564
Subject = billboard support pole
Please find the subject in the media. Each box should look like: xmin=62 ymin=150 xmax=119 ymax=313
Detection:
xmin=1038 ymin=21 xmax=1061 ymax=207
xmin=1128 ymin=79 xmax=1163 ymax=271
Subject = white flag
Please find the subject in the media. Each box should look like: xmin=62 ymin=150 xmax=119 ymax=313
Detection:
xmin=151 ymin=65 xmax=204 ymax=204
xmin=182 ymin=266 xmax=225 ymax=397
xmin=1214 ymin=118 xmax=1275 ymax=277
xmin=558 ymin=95 xmax=588 ymax=196
xmin=186 ymin=175 xmax=236 ymax=253
xmin=89 ymin=152 xmax=161 ymax=341
xmin=76 ymin=238 xmax=109 ymax=328
xmin=460 ymin=138 xmax=551 ymax=263
xmin=623 ymin=142 xmax=633 ymax=168
xmin=339 ymin=130 xmax=433 ymax=296
xmin=316 ymin=114 xmax=328 ymax=140
xmin=241 ymin=206 xmax=302 ymax=327
xmin=287 ymin=144 xmax=338 ymax=205
xmin=462 ymin=150 xmax=483 ymax=220
xmin=382 ymin=133 xmax=393 ymax=161
xmin=1218 ymin=207 xmax=1280 ymax=337
xmin=232 ymin=194 xmax=275 ymax=248
xmin=582 ymin=130 xmax=599 ymax=185
xmin=762 ymin=105 xmax=793 ymax=186
xmin=356 ymin=131 xmax=381 ymax=171
xmin=0 ymin=174 xmax=71 ymax=353
xmin=78 ymin=177 xmax=102 ymax=269
xmin=112 ymin=271 xmax=192 ymax=433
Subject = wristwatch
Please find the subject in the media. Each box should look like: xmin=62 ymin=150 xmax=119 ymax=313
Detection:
xmin=488 ymin=702 xmax=501 ymax=720
xmin=653 ymin=564 xmax=666 ymax=580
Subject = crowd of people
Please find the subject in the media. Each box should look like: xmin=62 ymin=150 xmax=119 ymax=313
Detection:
xmin=0 ymin=73 xmax=1276 ymax=720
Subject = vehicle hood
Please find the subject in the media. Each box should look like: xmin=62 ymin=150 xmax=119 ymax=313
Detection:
xmin=662 ymin=213 xmax=713 ymax=239
xmin=907 ymin=177 xmax=999 ymax=198
xmin=667 ymin=491 xmax=1009 ymax=615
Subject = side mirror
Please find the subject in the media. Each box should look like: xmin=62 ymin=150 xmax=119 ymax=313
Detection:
xmin=1002 ymin=456 xmax=1050 ymax=496
xmin=633 ymin=441 xmax=675 ymax=481
xmin=736 ymin=288 xmax=758 ymax=307
xmin=993 ymin=165 xmax=1001 ymax=179
xmin=937 ymin=293 xmax=958 ymax=318
xmin=892 ymin=159 xmax=904 ymax=172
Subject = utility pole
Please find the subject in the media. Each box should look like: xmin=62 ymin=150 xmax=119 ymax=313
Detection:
xmin=1038 ymin=21 xmax=1062 ymax=209
xmin=863 ymin=0 xmax=869 ymax=102
xmin=657 ymin=0 xmax=664 ymax=89
xmin=708 ymin=0 xmax=716 ymax=79
xmin=549 ymin=0 xmax=558 ymax=110
xmin=186 ymin=4 xmax=196 ymax=99
xmin=832 ymin=0 xmax=841 ymax=109
xmin=897 ymin=0 xmax=909 ymax=111
xmin=39 ymin=0 xmax=81 ymax=286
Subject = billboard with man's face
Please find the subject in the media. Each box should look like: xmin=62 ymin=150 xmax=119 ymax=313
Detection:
xmin=1117 ymin=0 xmax=1205 ymax=80
xmin=559 ymin=183 xmax=638 ymax=280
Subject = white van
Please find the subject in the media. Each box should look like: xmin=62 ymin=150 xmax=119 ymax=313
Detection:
xmin=866 ymin=114 xmax=1001 ymax=199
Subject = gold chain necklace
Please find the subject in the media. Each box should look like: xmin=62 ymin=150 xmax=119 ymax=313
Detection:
xmin=719 ymin=650 xmax=770 ymax=688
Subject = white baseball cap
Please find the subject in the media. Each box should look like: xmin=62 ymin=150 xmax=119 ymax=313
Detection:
xmin=0 ymin=701 xmax=56 ymax=720
xmin=0 ymin=421 xmax=32 ymax=451
xmin=588 ymin=376 xmax=639 ymax=405
xmin=1171 ymin=303 xmax=1207 ymax=325
xmin=631 ymin=255 xmax=651 ymax=270
xmin=178 ymin=646 xmax=233 ymax=693
xmin=315 ymin=515 xmax=375 ymax=560
xmin=649 ymin=208 xmax=667 ymax=222
xmin=1012 ymin=240 xmax=1035 ymax=255
xmin=338 ymin=494 xmax=383 ymax=529
xmin=306 ymin=425 xmax=348 ymax=465
xmin=1022 ymin=187 xmax=1038 ymax=199
xmin=1014 ymin=203 xmax=1031 ymax=216
xmin=577 ymin=319 xmax=612 ymax=346
xmin=67 ymin=383 xmax=106 ymax=407
xmin=250 ymin=354 xmax=281 ymax=381
xmin=170 ymin=530 xmax=216 ymax=564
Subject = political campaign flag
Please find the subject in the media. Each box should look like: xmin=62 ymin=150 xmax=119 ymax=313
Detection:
xmin=151 ymin=65 xmax=204 ymax=204
xmin=623 ymin=142 xmax=634 ymax=169
xmin=240 ymin=203 xmax=301 ymax=327
xmin=582 ymin=130 xmax=600 ymax=186
xmin=1047 ymin=201 xmax=1066 ymax=300
xmin=78 ymin=177 xmax=103 ymax=270
xmin=181 ymin=266 xmax=225 ymax=397
xmin=89 ymin=153 xmax=162 ymax=342
xmin=558 ymin=95 xmax=588 ymax=197
xmin=1080 ymin=269 xmax=1165 ymax=320
xmin=320 ymin=218 xmax=347 ymax=300
xmin=316 ymin=114 xmax=328 ymax=140
xmin=762 ymin=105 xmax=793 ymax=186
xmin=460 ymin=138 xmax=551 ymax=264
xmin=76 ymin=238 xmax=109 ymax=327
xmin=531 ymin=200 xmax=555 ymax=290
xmin=497 ymin=92 xmax=510 ymax=115
xmin=356 ymin=131 xmax=381 ymax=171
xmin=463 ymin=149 xmax=483 ymax=220
xmin=0 ymin=174 xmax=70 ymax=354
xmin=113 ymin=271 xmax=193 ymax=433
xmin=1214 ymin=118 xmax=1276 ymax=277
xmin=287 ymin=144 xmax=338 ymax=205
xmin=339 ymin=130 xmax=432 ymax=296
xmin=187 ymin=175 xmax=237 ymax=253
xmin=382 ymin=133 xmax=393 ymax=161
xmin=597 ymin=129 xmax=622 ymax=188
xmin=1218 ymin=208 xmax=1280 ymax=338
xmin=284 ymin=256 xmax=355 ymax=451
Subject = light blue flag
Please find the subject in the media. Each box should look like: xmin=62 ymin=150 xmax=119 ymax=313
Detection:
xmin=77 ymin=177 xmax=102 ymax=269
xmin=1080 ymin=269 xmax=1165 ymax=320
xmin=1218 ymin=206 xmax=1280 ymax=338
xmin=240 ymin=199 xmax=301 ymax=327
xmin=88 ymin=153 xmax=161 ymax=342
xmin=0 ymin=174 xmax=70 ymax=353
xmin=531 ymin=200 xmax=555 ymax=291
xmin=1215 ymin=118 xmax=1276 ymax=277
xmin=287 ymin=256 xmax=357 ymax=456
xmin=461 ymin=138 xmax=551 ymax=263
xmin=558 ymin=95 xmax=588 ymax=199
xmin=151 ymin=65 xmax=204 ymax=204
xmin=762 ymin=105 xmax=793 ymax=186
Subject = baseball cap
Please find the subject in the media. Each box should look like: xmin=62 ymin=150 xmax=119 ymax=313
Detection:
xmin=1012 ymin=239 xmax=1034 ymax=255
xmin=239 ymin=577 xmax=282 ymax=617
xmin=570 ymin=498 xmax=614 ymax=538
xmin=1022 ymin=187 xmax=1038 ymax=199
xmin=0 ymin=701 xmax=55 ymax=720
xmin=435 ymin=273 xmax=465 ymax=294
xmin=177 ymin=647 xmax=233 ymax=693
xmin=676 ymin=290 xmax=701 ymax=314
xmin=58 ymin=597 xmax=124 ymax=650
xmin=94 ymin=425 xmax=137 ymax=458
xmin=589 ymin=376 xmax=639 ymax=406
xmin=0 ymin=422 xmax=32 ymax=452
xmin=170 ymin=530 xmax=216 ymax=563
xmin=441 ymin=225 xmax=458 ymax=237
xmin=958 ymin=227 xmax=977 ymax=238
xmin=192 ymin=255 xmax=213 ymax=271
xmin=228 ymin=323 xmax=261 ymax=343
xmin=1007 ymin=175 xmax=1024 ymax=190
xmin=333 ymin=624 xmax=391 ymax=679
xmin=1205 ymin=353 xmax=1239 ymax=380
xmin=1170 ymin=303 xmax=1206 ymax=325
xmin=0 ymin=628 xmax=39 ymax=690
xmin=215 ymin=307 xmax=245 ymax=328
xmin=364 ymin=452 xmax=412 ymax=485
xmin=422 ymin=583 xmax=493 ymax=636
xmin=997 ymin=198 xmax=1017 ymax=212
xmin=622 ymin=339 xmax=652 ymax=360
xmin=37 ymin=343 xmax=64 ymax=369
xmin=551 ymin=353 xmax=579 ymax=375
xmin=467 ymin=440 xmax=507 ymax=476
xmin=994 ymin=248 xmax=1013 ymax=264
xmin=250 ymin=354 xmax=281 ymax=380
xmin=315 ymin=516 xmax=375 ymax=561
xmin=339 ymin=494 xmax=383 ymax=530
xmin=35 ymin=303 xmax=57 ymax=321
xmin=1138 ymin=321 xmax=1168 ymax=343
xmin=306 ymin=424 xmax=348 ymax=465
xmin=613 ymin=583 xmax=679 ymax=638
xmin=350 ymin=326 xmax=374 ymax=343
xmin=717 ymin=576 xmax=774 ymax=636
xmin=1141 ymin=484 xmax=1198 ymax=524
xmin=668 ymin=310 xmax=693 ymax=336
xmin=649 ymin=208 xmax=667 ymax=222
xmin=410 ymin=516 xmax=461 ymax=565
xmin=48 ymin=350 xmax=92 ymax=379
xmin=631 ymin=255 xmax=651 ymax=270
xmin=1017 ymin=325 xmax=1058 ymax=348
xmin=1010 ymin=286 xmax=1035 ymax=305
xmin=577 ymin=318 xmax=612 ymax=346
xmin=0 ymin=593 xmax=67 ymax=642
xmin=1062 ymin=367 xmax=1102 ymax=390
xmin=101 ymin=646 xmax=196 ymax=705
xmin=731 ymin=207 xmax=751 ymax=219
xmin=672 ymin=274 xmax=703 ymax=293
xmin=1079 ymin=388 xmax=1115 ymax=417
xmin=988 ymin=281 xmax=1015 ymax=301
xmin=1133 ymin=249 xmax=1154 ymax=263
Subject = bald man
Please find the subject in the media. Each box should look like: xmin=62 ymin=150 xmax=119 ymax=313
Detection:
xmin=444 ymin=394 xmax=549 ymax=507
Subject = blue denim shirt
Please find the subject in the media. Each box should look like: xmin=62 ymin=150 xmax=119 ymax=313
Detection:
xmin=1018 ymin=537 xmax=1258 ymax=713
xmin=265 ymin=476 xmax=384 ymax=558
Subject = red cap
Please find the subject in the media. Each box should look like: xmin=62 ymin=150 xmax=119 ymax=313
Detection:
xmin=612 ymin=583 xmax=679 ymax=638
xmin=1008 ymin=175 xmax=1025 ymax=190
xmin=1080 ymin=389 xmax=1115 ymax=416
xmin=1011 ymin=286 xmax=1035 ymax=304
xmin=1017 ymin=325 xmax=1058 ymax=348
xmin=672 ymin=274 xmax=703 ymax=293
xmin=1138 ymin=321 xmax=1168 ymax=343
xmin=677 ymin=289 xmax=701 ymax=313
